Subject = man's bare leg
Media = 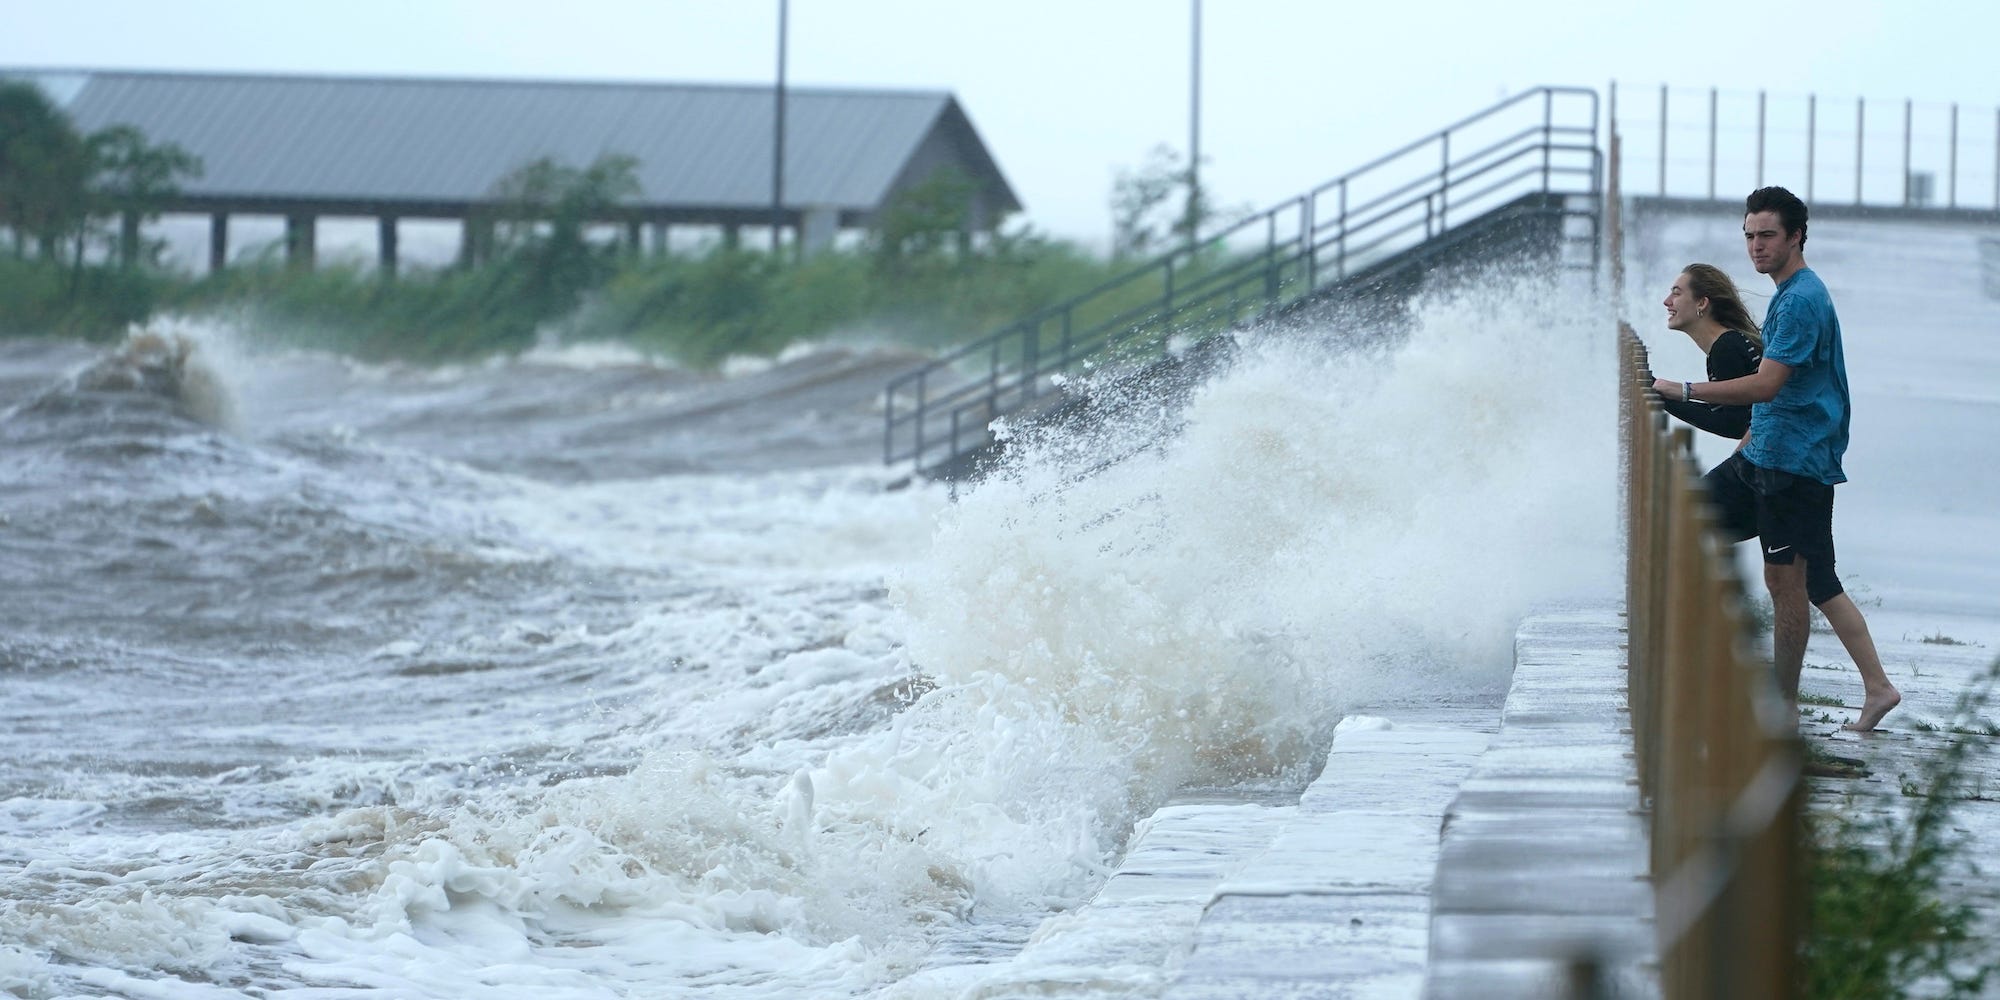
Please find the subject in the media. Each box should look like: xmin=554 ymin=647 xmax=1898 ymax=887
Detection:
xmin=1817 ymin=592 xmax=1902 ymax=731
xmin=1765 ymin=559 xmax=1810 ymax=701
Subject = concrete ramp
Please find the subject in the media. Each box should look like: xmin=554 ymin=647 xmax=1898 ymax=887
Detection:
xmin=1621 ymin=204 xmax=2000 ymax=616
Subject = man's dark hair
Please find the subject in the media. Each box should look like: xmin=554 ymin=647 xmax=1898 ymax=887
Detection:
xmin=1745 ymin=186 xmax=1808 ymax=249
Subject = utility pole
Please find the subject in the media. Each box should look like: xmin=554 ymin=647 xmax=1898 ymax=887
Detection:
xmin=1186 ymin=0 xmax=1202 ymax=247
xmin=772 ymin=0 xmax=788 ymax=254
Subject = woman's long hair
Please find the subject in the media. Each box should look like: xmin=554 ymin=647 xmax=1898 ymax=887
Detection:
xmin=1682 ymin=263 xmax=1763 ymax=346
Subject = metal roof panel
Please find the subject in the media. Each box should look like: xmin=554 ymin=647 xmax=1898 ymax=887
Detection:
xmin=2 ymin=69 xmax=1019 ymax=215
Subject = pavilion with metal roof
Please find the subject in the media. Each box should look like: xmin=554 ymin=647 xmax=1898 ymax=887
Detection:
xmin=8 ymin=68 xmax=1022 ymax=273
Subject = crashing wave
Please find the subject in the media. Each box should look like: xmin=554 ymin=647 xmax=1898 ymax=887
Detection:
xmin=67 ymin=331 xmax=234 ymax=427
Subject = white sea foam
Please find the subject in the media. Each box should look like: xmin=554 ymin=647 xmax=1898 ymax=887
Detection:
xmin=266 ymin=271 xmax=1627 ymax=997
xmin=901 ymin=271 xmax=1619 ymax=789
xmin=11 ymin=204 xmax=1998 ymax=999
xmin=1 ymin=270 xmax=1622 ymax=998
xmin=519 ymin=337 xmax=680 ymax=371
xmin=61 ymin=318 xmax=250 ymax=429
xmin=0 ymin=945 xmax=52 ymax=998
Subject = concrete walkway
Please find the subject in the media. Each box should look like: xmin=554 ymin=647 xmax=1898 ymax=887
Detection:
xmin=1421 ymin=610 xmax=1655 ymax=999
xmin=1006 ymin=602 xmax=2000 ymax=998
xmin=1153 ymin=606 xmax=1657 ymax=1000
xmin=1164 ymin=711 xmax=1496 ymax=1000
xmin=1793 ymin=606 xmax=2000 ymax=998
xmin=1013 ymin=604 xmax=1650 ymax=999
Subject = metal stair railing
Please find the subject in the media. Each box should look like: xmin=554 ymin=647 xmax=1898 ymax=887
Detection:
xmin=884 ymin=85 xmax=1602 ymax=475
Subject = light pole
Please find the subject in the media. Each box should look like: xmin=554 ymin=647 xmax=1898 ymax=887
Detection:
xmin=772 ymin=0 xmax=788 ymax=254
xmin=1186 ymin=0 xmax=1202 ymax=247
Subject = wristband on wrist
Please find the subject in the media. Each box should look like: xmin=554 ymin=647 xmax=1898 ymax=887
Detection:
xmin=1683 ymin=381 xmax=1693 ymax=403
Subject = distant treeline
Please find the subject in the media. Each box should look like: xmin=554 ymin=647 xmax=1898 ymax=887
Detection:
xmin=1 ymin=79 xmax=1220 ymax=365
xmin=188 ymin=225 xmax=1128 ymax=365
xmin=1 ymin=79 xmax=203 ymax=335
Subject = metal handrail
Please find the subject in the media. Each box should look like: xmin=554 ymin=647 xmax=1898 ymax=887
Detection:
xmin=884 ymin=85 xmax=1602 ymax=473
xmin=1612 ymin=82 xmax=2000 ymax=212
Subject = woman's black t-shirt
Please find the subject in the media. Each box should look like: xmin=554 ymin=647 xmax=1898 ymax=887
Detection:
xmin=1663 ymin=329 xmax=1762 ymax=439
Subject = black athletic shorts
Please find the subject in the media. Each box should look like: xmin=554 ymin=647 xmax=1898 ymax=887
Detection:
xmin=1702 ymin=451 xmax=1844 ymax=604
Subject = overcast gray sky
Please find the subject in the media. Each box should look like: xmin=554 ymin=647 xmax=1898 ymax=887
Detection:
xmin=4 ymin=0 xmax=1992 ymax=245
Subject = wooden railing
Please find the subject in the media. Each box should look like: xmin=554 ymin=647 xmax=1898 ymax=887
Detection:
xmin=1620 ymin=324 xmax=1805 ymax=999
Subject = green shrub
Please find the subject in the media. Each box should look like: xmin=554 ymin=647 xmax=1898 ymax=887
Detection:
xmin=1804 ymin=657 xmax=1999 ymax=998
xmin=0 ymin=256 xmax=157 ymax=339
xmin=178 ymin=260 xmax=547 ymax=361
xmin=9 ymin=216 xmax=1274 ymax=370
xmin=572 ymin=237 xmax=1124 ymax=367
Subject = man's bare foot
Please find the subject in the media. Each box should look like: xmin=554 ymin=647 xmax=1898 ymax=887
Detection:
xmin=1843 ymin=684 xmax=1902 ymax=732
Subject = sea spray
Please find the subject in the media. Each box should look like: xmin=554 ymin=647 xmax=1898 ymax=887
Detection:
xmin=0 ymin=271 xmax=1625 ymax=998
xmin=45 ymin=319 xmax=247 ymax=429
xmin=894 ymin=269 xmax=1622 ymax=844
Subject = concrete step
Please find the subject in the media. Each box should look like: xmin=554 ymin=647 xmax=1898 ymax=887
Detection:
xmin=961 ymin=799 xmax=1295 ymax=996
xmin=1421 ymin=607 xmax=1660 ymax=1000
xmin=1164 ymin=709 xmax=1498 ymax=1000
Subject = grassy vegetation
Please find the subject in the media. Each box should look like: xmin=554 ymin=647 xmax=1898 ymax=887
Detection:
xmin=2 ymin=79 xmax=202 ymax=338
xmin=0 ymin=225 xmax=1289 ymax=371
xmin=573 ymin=235 xmax=1128 ymax=367
xmin=1804 ymin=739 xmax=1870 ymax=776
xmin=1803 ymin=656 xmax=2000 ymax=999
xmin=1921 ymin=631 xmax=1973 ymax=646
xmin=0 ymin=255 xmax=161 ymax=339
xmin=174 ymin=257 xmax=561 ymax=360
xmin=0 ymin=235 xmax=1139 ymax=363
xmin=5 ymin=78 xmax=1265 ymax=369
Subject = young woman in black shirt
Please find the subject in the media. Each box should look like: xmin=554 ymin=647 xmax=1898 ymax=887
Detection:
xmin=1659 ymin=262 xmax=1764 ymax=439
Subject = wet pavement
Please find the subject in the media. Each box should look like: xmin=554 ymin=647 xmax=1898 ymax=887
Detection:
xmin=1046 ymin=602 xmax=2000 ymax=998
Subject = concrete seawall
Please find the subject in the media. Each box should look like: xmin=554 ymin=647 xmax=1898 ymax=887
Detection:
xmin=1021 ymin=599 xmax=2000 ymax=998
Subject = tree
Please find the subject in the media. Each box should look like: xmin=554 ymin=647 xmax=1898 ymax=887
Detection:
xmin=870 ymin=166 xmax=981 ymax=271
xmin=0 ymin=82 xmax=200 ymax=272
xmin=483 ymin=154 xmax=642 ymax=314
xmin=0 ymin=82 xmax=87 ymax=258
xmin=84 ymin=124 xmax=202 ymax=268
xmin=489 ymin=154 xmax=640 ymax=252
xmin=1109 ymin=144 xmax=1217 ymax=259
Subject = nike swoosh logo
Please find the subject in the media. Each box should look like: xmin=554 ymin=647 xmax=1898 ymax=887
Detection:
xmin=1766 ymin=544 xmax=1792 ymax=555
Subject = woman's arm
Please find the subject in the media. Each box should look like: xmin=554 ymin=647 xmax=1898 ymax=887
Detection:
xmin=1653 ymin=331 xmax=1761 ymax=438
xmin=1686 ymin=357 xmax=1793 ymax=405
xmin=1660 ymin=393 xmax=1749 ymax=438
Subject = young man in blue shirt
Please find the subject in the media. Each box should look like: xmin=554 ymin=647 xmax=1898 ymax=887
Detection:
xmin=1651 ymin=186 xmax=1901 ymax=731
